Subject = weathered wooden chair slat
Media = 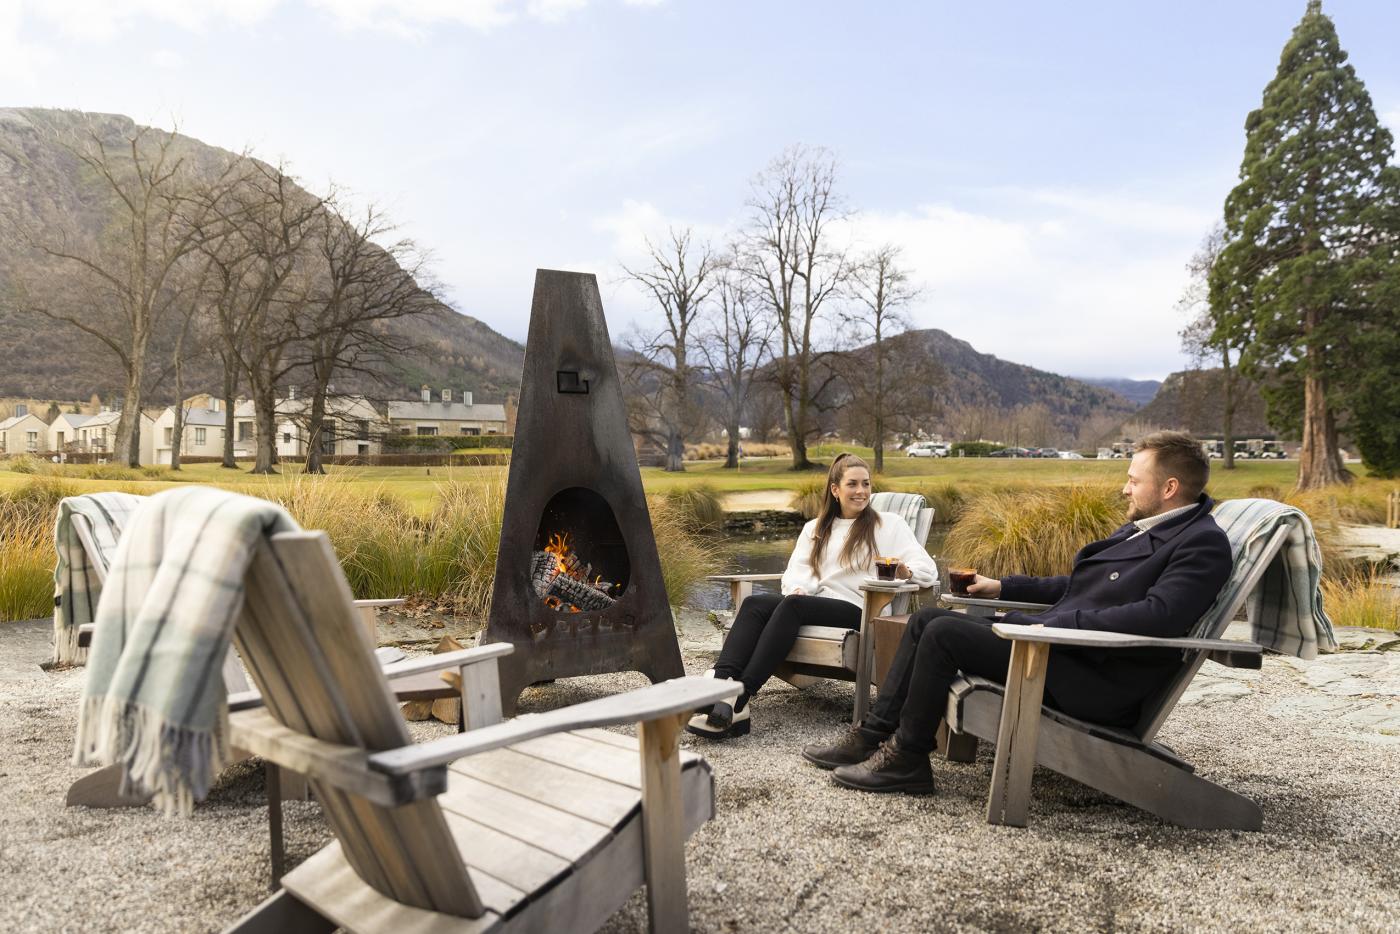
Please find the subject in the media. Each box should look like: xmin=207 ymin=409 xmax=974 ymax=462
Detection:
xmin=225 ymin=529 xmax=739 ymax=933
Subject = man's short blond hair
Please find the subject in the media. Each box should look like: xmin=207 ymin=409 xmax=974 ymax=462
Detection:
xmin=1135 ymin=431 xmax=1209 ymax=500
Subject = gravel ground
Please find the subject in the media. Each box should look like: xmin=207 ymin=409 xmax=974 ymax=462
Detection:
xmin=3 ymin=616 xmax=1399 ymax=933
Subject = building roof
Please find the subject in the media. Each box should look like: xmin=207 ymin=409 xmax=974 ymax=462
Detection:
xmin=386 ymin=400 xmax=507 ymax=422
xmin=178 ymin=407 xmax=229 ymax=428
xmin=52 ymin=413 xmax=93 ymax=428
xmin=0 ymin=412 xmax=46 ymax=431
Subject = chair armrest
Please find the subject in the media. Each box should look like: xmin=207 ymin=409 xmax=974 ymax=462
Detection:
xmin=941 ymin=595 xmax=1052 ymax=612
xmin=858 ymin=581 xmax=923 ymax=594
xmin=369 ymin=676 xmax=743 ymax=777
xmin=225 ymin=643 xmax=513 ymax=711
xmin=229 ymin=707 xmax=447 ymax=807
xmin=989 ymin=623 xmax=1264 ymax=657
xmin=705 ymin=573 xmax=783 ymax=583
xmin=379 ymin=642 xmax=513 ymax=679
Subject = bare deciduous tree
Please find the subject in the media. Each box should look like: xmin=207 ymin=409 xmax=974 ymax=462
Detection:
xmin=1179 ymin=225 xmax=1240 ymax=468
xmin=841 ymin=244 xmax=920 ymax=473
xmin=298 ymin=203 xmax=437 ymax=474
xmin=621 ymin=228 xmax=718 ymax=472
xmin=213 ymin=161 xmax=325 ymax=474
xmin=9 ymin=116 xmax=242 ymax=466
xmin=697 ymin=257 xmax=772 ymax=468
xmin=740 ymin=145 xmax=850 ymax=470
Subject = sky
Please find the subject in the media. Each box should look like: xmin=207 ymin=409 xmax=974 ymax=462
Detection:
xmin=4 ymin=0 xmax=1399 ymax=382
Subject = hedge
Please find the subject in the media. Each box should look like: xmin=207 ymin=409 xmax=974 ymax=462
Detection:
xmin=382 ymin=434 xmax=514 ymax=453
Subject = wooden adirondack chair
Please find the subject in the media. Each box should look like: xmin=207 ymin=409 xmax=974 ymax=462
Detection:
xmin=707 ymin=491 xmax=937 ymax=724
xmin=937 ymin=502 xmax=1300 ymax=830
xmin=223 ymin=530 xmax=740 ymax=934
xmin=62 ymin=509 xmax=449 ymax=814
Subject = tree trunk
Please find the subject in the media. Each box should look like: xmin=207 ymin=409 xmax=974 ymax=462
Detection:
xmin=304 ymin=389 xmax=327 ymax=475
xmin=221 ymin=356 xmax=239 ymax=469
xmin=1222 ymin=346 xmax=1235 ymax=471
xmin=1297 ymin=369 xmax=1349 ymax=490
xmin=664 ymin=427 xmax=685 ymax=472
xmin=251 ymin=387 xmax=279 ymax=474
xmin=724 ymin=424 xmax=740 ymax=469
xmin=170 ymin=405 xmax=184 ymax=471
xmin=115 ymin=363 xmax=143 ymax=468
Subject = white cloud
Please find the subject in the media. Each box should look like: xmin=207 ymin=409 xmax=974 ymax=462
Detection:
xmin=526 ymin=0 xmax=588 ymax=23
xmin=850 ymin=188 xmax=1214 ymax=379
xmin=0 ymin=3 xmax=54 ymax=85
xmin=308 ymin=0 xmax=624 ymax=35
xmin=25 ymin=0 xmax=278 ymax=41
xmin=150 ymin=48 xmax=184 ymax=69
xmin=1381 ymin=106 xmax=1400 ymax=134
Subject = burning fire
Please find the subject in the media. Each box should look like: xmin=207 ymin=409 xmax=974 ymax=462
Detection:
xmin=532 ymin=532 xmax=618 ymax=613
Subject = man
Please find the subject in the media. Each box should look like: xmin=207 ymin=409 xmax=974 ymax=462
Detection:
xmin=802 ymin=431 xmax=1233 ymax=794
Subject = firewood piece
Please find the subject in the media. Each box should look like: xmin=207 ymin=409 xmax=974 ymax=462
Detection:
xmin=399 ymin=636 xmax=465 ymax=723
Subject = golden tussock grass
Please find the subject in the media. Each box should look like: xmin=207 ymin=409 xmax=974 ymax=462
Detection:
xmin=942 ymin=485 xmax=1126 ymax=578
xmin=1320 ymin=570 xmax=1400 ymax=631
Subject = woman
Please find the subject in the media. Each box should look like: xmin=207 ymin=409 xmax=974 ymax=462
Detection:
xmin=689 ymin=453 xmax=937 ymax=739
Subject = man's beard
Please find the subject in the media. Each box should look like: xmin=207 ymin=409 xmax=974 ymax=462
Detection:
xmin=1125 ymin=496 xmax=1160 ymax=522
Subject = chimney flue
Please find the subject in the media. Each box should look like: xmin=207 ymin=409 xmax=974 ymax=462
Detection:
xmin=421 ymin=385 xmax=431 ymax=403
xmin=442 ymin=388 xmax=451 ymax=403
xmin=462 ymin=391 xmax=473 ymax=407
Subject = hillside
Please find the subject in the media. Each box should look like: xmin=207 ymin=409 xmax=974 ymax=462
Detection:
xmin=893 ymin=329 xmax=1140 ymax=442
xmin=1075 ymin=376 xmax=1162 ymax=407
xmin=1132 ymin=368 xmax=1276 ymax=437
xmin=0 ymin=108 xmax=523 ymax=404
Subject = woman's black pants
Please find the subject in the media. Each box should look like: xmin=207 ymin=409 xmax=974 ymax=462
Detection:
xmin=715 ymin=592 xmax=861 ymax=699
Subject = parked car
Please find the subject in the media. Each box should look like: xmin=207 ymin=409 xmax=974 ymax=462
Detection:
xmin=988 ymin=447 xmax=1032 ymax=458
xmin=1058 ymin=451 xmax=1085 ymax=460
xmin=906 ymin=441 xmax=949 ymax=458
xmin=1036 ymin=447 xmax=1060 ymax=459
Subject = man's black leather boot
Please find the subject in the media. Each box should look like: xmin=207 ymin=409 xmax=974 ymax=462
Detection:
xmin=801 ymin=724 xmax=888 ymax=770
xmin=831 ymin=737 xmax=936 ymax=794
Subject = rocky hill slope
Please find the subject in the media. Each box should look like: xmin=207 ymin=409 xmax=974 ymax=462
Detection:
xmin=0 ymin=108 xmax=523 ymax=404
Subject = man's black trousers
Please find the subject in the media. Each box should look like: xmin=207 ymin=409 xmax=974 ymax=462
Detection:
xmin=865 ymin=608 xmax=1180 ymax=753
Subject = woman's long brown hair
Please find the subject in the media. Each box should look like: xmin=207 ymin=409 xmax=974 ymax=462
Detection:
xmin=810 ymin=453 xmax=882 ymax=576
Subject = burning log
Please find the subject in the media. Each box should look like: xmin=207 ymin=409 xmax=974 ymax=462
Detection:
xmin=530 ymin=536 xmax=617 ymax=612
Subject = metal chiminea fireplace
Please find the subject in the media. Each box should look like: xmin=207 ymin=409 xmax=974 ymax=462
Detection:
xmin=483 ymin=269 xmax=684 ymax=712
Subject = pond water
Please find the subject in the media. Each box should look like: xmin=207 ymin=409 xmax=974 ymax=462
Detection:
xmin=691 ymin=527 xmax=952 ymax=610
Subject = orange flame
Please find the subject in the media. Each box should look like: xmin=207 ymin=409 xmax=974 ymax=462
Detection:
xmin=541 ymin=531 xmax=602 ymax=613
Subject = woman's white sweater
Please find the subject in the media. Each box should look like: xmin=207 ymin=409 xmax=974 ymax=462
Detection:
xmin=780 ymin=512 xmax=938 ymax=608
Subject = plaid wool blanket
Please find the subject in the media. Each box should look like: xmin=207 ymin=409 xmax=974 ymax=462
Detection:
xmin=52 ymin=492 xmax=147 ymax=666
xmin=72 ymin=487 xmax=298 ymax=815
xmin=1195 ymin=498 xmax=1338 ymax=660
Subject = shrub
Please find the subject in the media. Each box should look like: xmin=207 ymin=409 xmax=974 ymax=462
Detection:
xmin=421 ymin=478 xmax=507 ymax=617
xmin=943 ymin=485 xmax=1124 ymax=577
xmin=383 ymin=434 xmax=514 ymax=453
xmin=1286 ymin=487 xmax=1388 ymax=526
xmin=1320 ymin=570 xmax=1399 ymax=631
xmin=1246 ymin=484 xmax=1285 ymax=501
xmin=647 ymin=495 xmax=724 ymax=609
xmin=951 ymin=442 xmax=999 ymax=458
xmin=76 ymin=463 xmax=142 ymax=482
xmin=7 ymin=454 xmax=42 ymax=475
xmin=789 ymin=478 xmax=827 ymax=520
xmin=903 ymin=483 xmax=968 ymax=524
xmin=660 ymin=484 xmax=725 ymax=532
xmin=0 ymin=496 xmax=54 ymax=622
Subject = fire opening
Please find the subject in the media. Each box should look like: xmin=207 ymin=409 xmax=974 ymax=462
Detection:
xmin=531 ymin=487 xmax=630 ymax=613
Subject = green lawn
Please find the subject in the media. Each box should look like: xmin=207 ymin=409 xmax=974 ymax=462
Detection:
xmin=0 ymin=450 xmax=1370 ymax=511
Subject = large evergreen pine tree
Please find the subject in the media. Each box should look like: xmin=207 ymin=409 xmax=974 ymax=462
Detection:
xmin=1210 ymin=0 xmax=1396 ymax=489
